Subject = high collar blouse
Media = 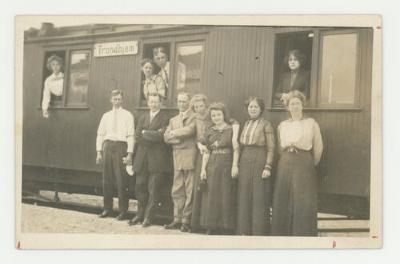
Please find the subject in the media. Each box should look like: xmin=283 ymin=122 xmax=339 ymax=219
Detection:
xmin=278 ymin=117 xmax=323 ymax=165
xmin=240 ymin=118 xmax=275 ymax=167
xmin=41 ymin=72 xmax=64 ymax=111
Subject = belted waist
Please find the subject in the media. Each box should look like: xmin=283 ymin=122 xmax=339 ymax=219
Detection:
xmin=211 ymin=148 xmax=231 ymax=154
xmin=104 ymin=140 xmax=127 ymax=145
xmin=283 ymin=146 xmax=311 ymax=153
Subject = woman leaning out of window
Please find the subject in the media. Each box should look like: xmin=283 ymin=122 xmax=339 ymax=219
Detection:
xmin=42 ymin=55 xmax=64 ymax=119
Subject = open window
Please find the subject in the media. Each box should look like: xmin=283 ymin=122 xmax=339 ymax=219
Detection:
xmin=139 ymin=36 xmax=205 ymax=107
xmin=273 ymin=31 xmax=313 ymax=107
xmin=272 ymin=28 xmax=364 ymax=109
xmin=41 ymin=48 xmax=91 ymax=109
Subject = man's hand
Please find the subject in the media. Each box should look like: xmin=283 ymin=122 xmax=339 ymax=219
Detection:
xmin=231 ymin=165 xmax=239 ymax=179
xmin=200 ymin=169 xmax=207 ymax=180
xmin=262 ymin=168 xmax=271 ymax=179
xmin=122 ymin=152 xmax=133 ymax=165
xmin=96 ymin=151 xmax=102 ymax=164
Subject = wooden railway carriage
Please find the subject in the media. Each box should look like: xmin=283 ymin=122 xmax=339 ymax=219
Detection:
xmin=22 ymin=23 xmax=373 ymax=219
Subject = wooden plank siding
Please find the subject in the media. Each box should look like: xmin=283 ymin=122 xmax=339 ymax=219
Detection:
xmin=23 ymin=26 xmax=373 ymax=202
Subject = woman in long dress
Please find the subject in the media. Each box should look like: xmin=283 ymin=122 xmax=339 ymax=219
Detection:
xmin=271 ymin=90 xmax=323 ymax=236
xmin=200 ymin=103 xmax=239 ymax=235
xmin=170 ymin=95 xmax=239 ymax=233
xmin=237 ymin=97 xmax=275 ymax=236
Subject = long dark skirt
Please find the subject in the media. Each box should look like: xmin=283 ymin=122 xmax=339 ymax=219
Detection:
xmin=191 ymin=151 xmax=206 ymax=231
xmin=200 ymin=151 xmax=236 ymax=231
xmin=271 ymin=150 xmax=318 ymax=236
xmin=237 ymin=146 xmax=272 ymax=236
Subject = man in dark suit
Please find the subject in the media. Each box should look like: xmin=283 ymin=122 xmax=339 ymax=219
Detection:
xmin=128 ymin=93 xmax=170 ymax=227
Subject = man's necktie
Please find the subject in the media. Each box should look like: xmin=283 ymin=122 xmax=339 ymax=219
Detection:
xmin=112 ymin=110 xmax=118 ymax=134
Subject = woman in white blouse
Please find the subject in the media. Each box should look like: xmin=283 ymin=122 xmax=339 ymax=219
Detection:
xmin=42 ymin=55 xmax=64 ymax=118
xmin=271 ymin=90 xmax=323 ymax=236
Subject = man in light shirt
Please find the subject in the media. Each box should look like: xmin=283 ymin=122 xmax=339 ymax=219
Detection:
xmin=96 ymin=89 xmax=134 ymax=220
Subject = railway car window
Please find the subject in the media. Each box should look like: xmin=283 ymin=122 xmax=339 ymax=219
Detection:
xmin=41 ymin=51 xmax=66 ymax=109
xmin=174 ymin=42 xmax=203 ymax=96
xmin=141 ymin=43 xmax=171 ymax=105
xmin=319 ymin=32 xmax=358 ymax=106
xmin=273 ymin=31 xmax=313 ymax=107
xmin=66 ymin=50 xmax=91 ymax=106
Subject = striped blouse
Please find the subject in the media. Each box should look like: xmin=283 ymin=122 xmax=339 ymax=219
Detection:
xmin=240 ymin=118 xmax=275 ymax=167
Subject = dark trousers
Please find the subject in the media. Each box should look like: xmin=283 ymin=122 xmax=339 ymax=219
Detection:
xmin=135 ymin=160 xmax=162 ymax=221
xmin=102 ymin=140 xmax=129 ymax=213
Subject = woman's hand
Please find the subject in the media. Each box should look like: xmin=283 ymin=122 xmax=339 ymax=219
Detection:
xmin=96 ymin=152 xmax=103 ymax=165
xmin=42 ymin=110 xmax=49 ymax=119
xmin=280 ymin=93 xmax=290 ymax=105
xmin=231 ymin=165 xmax=239 ymax=179
xmin=200 ymin=169 xmax=207 ymax=180
xmin=210 ymin=140 xmax=219 ymax=149
xmin=197 ymin=142 xmax=207 ymax=155
xmin=261 ymin=168 xmax=271 ymax=179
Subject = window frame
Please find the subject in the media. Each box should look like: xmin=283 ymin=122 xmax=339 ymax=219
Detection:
xmin=270 ymin=28 xmax=363 ymax=111
xmin=316 ymin=29 xmax=361 ymax=109
xmin=172 ymin=40 xmax=205 ymax=102
xmin=138 ymin=34 xmax=207 ymax=108
xmin=40 ymin=44 xmax=92 ymax=110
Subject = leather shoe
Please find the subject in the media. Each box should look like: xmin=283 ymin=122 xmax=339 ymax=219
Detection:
xmin=128 ymin=216 xmax=143 ymax=226
xmin=180 ymin=223 xmax=190 ymax=232
xmin=165 ymin=221 xmax=181 ymax=230
xmin=99 ymin=210 xmax=112 ymax=218
xmin=116 ymin=212 xmax=129 ymax=221
xmin=142 ymin=218 xmax=152 ymax=227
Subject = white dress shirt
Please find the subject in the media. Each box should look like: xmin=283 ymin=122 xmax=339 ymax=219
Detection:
xmin=149 ymin=109 xmax=160 ymax=123
xmin=96 ymin=107 xmax=135 ymax=153
xmin=42 ymin=72 xmax=64 ymax=111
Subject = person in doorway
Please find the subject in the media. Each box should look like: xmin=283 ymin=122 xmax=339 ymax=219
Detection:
xmin=275 ymin=50 xmax=310 ymax=105
xmin=153 ymin=46 xmax=186 ymax=91
xmin=141 ymin=58 xmax=166 ymax=100
xmin=41 ymin=54 xmax=64 ymax=118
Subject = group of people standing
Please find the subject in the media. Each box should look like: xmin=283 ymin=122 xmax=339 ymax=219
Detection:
xmin=42 ymin=47 xmax=322 ymax=236
xmin=95 ymin=88 xmax=323 ymax=237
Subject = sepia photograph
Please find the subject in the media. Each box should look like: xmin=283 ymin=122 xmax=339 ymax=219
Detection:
xmin=15 ymin=15 xmax=382 ymax=249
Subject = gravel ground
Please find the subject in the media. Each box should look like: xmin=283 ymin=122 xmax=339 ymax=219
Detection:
xmin=21 ymin=191 xmax=189 ymax=235
xmin=21 ymin=191 xmax=369 ymax=237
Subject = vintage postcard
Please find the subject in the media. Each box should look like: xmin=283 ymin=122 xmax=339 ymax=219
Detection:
xmin=15 ymin=15 xmax=382 ymax=249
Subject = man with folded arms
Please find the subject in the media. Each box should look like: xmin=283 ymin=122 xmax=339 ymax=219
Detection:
xmin=129 ymin=93 xmax=170 ymax=227
xmin=164 ymin=92 xmax=197 ymax=232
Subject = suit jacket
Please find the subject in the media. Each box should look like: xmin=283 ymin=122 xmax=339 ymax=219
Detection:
xmin=164 ymin=110 xmax=197 ymax=171
xmin=133 ymin=110 xmax=171 ymax=173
